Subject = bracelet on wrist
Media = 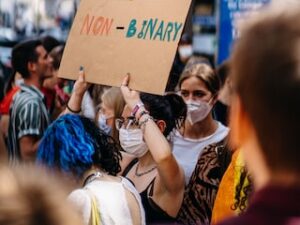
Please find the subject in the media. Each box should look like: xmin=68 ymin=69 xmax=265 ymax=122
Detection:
xmin=136 ymin=110 xmax=149 ymax=120
xmin=131 ymin=102 xmax=144 ymax=117
xmin=66 ymin=103 xmax=81 ymax=114
xmin=139 ymin=115 xmax=153 ymax=130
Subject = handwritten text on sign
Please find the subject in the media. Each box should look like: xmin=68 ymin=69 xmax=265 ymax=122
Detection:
xmin=58 ymin=0 xmax=192 ymax=95
xmin=80 ymin=14 xmax=183 ymax=42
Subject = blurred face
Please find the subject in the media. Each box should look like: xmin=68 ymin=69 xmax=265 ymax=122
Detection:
xmin=43 ymin=57 xmax=58 ymax=90
xmin=99 ymin=101 xmax=114 ymax=127
xmin=179 ymin=76 xmax=213 ymax=103
xmin=35 ymin=46 xmax=52 ymax=79
xmin=178 ymin=44 xmax=193 ymax=63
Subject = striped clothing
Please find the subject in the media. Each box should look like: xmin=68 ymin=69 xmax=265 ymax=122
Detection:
xmin=8 ymin=84 xmax=50 ymax=164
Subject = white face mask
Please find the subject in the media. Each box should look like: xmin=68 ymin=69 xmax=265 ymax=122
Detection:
xmin=178 ymin=45 xmax=193 ymax=59
xmin=186 ymin=99 xmax=213 ymax=125
xmin=98 ymin=114 xmax=112 ymax=135
xmin=119 ymin=128 xmax=148 ymax=158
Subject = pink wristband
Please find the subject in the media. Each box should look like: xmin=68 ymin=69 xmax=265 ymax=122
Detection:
xmin=131 ymin=102 xmax=144 ymax=117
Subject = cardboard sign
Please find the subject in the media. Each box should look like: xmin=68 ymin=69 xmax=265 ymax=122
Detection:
xmin=58 ymin=0 xmax=192 ymax=95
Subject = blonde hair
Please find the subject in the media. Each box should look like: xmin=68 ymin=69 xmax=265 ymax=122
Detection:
xmin=178 ymin=62 xmax=220 ymax=96
xmin=101 ymin=87 xmax=125 ymax=142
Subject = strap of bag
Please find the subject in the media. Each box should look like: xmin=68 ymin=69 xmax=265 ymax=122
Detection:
xmin=88 ymin=191 xmax=102 ymax=225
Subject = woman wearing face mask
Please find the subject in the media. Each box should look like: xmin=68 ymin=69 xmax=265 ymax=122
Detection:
xmin=96 ymin=87 xmax=125 ymax=143
xmin=171 ymin=61 xmax=230 ymax=184
xmin=119 ymin=75 xmax=187 ymax=224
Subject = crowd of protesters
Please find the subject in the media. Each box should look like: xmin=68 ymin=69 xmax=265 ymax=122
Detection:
xmin=0 ymin=4 xmax=299 ymax=225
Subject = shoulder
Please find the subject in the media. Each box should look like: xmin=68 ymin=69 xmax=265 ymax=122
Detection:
xmin=121 ymin=176 xmax=138 ymax=192
xmin=12 ymin=91 xmax=40 ymax=109
xmin=215 ymin=122 xmax=230 ymax=135
xmin=68 ymin=189 xmax=91 ymax=225
xmin=68 ymin=189 xmax=90 ymax=208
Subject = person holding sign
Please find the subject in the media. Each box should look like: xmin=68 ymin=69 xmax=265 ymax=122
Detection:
xmin=120 ymin=75 xmax=186 ymax=224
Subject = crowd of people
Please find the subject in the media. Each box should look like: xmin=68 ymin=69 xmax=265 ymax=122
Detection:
xmin=0 ymin=4 xmax=299 ymax=225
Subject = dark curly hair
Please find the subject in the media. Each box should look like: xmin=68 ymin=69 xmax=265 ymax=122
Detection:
xmin=37 ymin=114 xmax=122 ymax=178
xmin=140 ymin=93 xmax=186 ymax=137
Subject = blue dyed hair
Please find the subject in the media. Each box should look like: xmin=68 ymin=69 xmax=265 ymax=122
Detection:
xmin=37 ymin=114 xmax=121 ymax=178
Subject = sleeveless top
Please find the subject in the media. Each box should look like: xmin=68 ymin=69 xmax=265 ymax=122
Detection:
xmin=123 ymin=160 xmax=176 ymax=224
xmin=68 ymin=175 xmax=146 ymax=225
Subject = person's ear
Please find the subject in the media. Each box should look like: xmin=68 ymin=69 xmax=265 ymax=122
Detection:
xmin=27 ymin=61 xmax=36 ymax=73
xmin=156 ymin=120 xmax=166 ymax=133
xmin=229 ymin=95 xmax=252 ymax=148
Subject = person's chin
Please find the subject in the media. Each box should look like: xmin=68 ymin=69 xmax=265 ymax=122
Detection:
xmin=44 ymin=72 xmax=54 ymax=79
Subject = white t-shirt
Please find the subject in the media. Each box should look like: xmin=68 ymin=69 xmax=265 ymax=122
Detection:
xmin=170 ymin=121 xmax=229 ymax=184
xmin=68 ymin=177 xmax=145 ymax=225
xmin=81 ymin=91 xmax=96 ymax=120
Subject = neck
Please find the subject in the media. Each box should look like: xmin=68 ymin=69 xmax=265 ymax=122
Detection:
xmin=182 ymin=114 xmax=218 ymax=139
xmin=81 ymin=166 xmax=104 ymax=186
xmin=24 ymin=75 xmax=43 ymax=90
xmin=138 ymin=151 xmax=156 ymax=168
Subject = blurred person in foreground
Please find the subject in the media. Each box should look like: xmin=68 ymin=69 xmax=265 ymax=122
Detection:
xmin=0 ymin=164 xmax=83 ymax=225
xmin=217 ymin=6 xmax=300 ymax=225
xmin=8 ymin=39 xmax=52 ymax=164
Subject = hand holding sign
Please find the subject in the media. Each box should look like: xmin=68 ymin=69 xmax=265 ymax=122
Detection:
xmin=73 ymin=67 xmax=90 ymax=97
xmin=120 ymin=74 xmax=142 ymax=111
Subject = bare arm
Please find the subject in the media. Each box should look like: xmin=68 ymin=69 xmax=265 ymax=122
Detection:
xmin=120 ymin=75 xmax=185 ymax=195
xmin=0 ymin=129 xmax=7 ymax=163
xmin=19 ymin=135 xmax=40 ymax=162
xmin=142 ymin=114 xmax=184 ymax=194
xmin=63 ymin=68 xmax=89 ymax=115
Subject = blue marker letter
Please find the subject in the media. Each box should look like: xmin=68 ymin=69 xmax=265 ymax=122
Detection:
xmin=153 ymin=21 xmax=164 ymax=41
xmin=138 ymin=20 xmax=147 ymax=39
xmin=126 ymin=19 xmax=137 ymax=38
xmin=173 ymin=22 xmax=183 ymax=41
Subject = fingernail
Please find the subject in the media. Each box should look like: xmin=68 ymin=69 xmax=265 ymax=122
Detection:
xmin=79 ymin=66 xmax=84 ymax=71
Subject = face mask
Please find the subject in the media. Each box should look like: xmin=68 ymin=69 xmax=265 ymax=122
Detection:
xmin=178 ymin=45 xmax=193 ymax=59
xmin=119 ymin=128 xmax=148 ymax=158
xmin=98 ymin=114 xmax=112 ymax=135
xmin=186 ymin=99 xmax=213 ymax=125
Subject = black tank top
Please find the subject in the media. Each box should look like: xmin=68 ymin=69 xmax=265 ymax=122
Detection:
xmin=122 ymin=160 xmax=176 ymax=224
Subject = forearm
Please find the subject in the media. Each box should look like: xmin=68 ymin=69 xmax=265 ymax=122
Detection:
xmin=64 ymin=92 xmax=84 ymax=114
xmin=19 ymin=137 xmax=40 ymax=162
xmin=141 ymin=115 xmax=172 ymax=163
xmin=141 ymin=114 xmax=185 ymax=192
xmin=63 ymin=68 xmax=88 ymax=115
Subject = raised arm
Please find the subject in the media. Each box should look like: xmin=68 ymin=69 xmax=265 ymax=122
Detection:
xmin=120 ymin=75 xmax=185 ymax=195
xmin=64 ymin=67 xmax=89 ymax=115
